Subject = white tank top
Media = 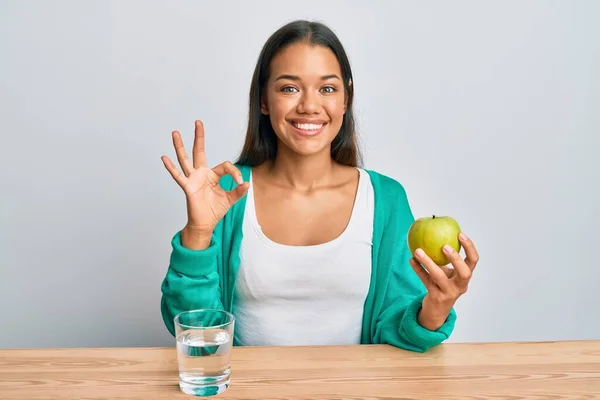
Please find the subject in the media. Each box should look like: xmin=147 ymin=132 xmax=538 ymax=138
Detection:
xmin=232 ymin=168 xmax=374 ymax=346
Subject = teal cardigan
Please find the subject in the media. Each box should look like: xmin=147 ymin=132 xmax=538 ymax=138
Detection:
xmin=160 ymin=164 xmax=456 ymax=352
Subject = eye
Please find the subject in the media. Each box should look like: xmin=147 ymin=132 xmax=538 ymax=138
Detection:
xmin=320 ymin=86 xmax=337 ymax=94
xmin=281 ymin=86 xmax=299 ymax=93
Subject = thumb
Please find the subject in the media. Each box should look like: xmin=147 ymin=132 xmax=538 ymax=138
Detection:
xmin=226 ymin=182 xmax=250 ymax=206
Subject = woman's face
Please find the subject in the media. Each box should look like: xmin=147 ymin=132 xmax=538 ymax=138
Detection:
xmin=261 ymin=42 xmax=347 ymax=158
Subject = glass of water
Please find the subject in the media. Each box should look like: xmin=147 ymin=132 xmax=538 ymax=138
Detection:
xmin=174 ymin=309 xmax=235 ymax=396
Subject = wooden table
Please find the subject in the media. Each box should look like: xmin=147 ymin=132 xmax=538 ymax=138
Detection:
xmin=1 ymin=340 xmax=599 ymax=399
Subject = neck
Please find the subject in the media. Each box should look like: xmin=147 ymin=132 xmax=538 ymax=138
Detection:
xmin=269 ymin=145 xmax=336 ymax=190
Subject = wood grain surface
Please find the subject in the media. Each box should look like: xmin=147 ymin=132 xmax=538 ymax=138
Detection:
xmin=1 ymin=341 xmax=599 ymax=399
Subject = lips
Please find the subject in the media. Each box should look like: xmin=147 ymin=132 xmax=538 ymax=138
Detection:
xmin=289 ymin=120 xmax=327 ymax=137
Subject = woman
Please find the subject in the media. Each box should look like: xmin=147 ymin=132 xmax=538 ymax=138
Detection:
xmin=160 ymin=20 xmax=479 ymax=353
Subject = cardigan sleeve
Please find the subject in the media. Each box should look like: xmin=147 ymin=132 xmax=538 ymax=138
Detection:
xmin=371 ymin=178 xmax=456 ymax=352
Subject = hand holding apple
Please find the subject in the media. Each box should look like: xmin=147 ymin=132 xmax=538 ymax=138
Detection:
xmin=406 ymin=215 xmax=480 ymax=331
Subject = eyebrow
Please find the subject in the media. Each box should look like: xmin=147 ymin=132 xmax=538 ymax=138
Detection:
xmin=274 ymin=74 xmax=341 ymax=82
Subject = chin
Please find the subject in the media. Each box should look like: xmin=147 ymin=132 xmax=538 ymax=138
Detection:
xmin=285 ymin=141 xmax=332 ymax=157
xmin=293 ymin=148 xmax=326 ymax=157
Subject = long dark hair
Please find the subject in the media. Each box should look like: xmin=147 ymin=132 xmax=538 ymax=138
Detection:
xmin=236 ymin=20 xmax=362 ymax=167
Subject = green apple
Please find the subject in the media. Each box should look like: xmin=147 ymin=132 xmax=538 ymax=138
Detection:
xmin=407 ymin=215 xmax=462 ymax=266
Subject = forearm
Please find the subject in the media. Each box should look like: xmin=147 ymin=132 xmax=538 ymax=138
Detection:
xmin=160 ymin=230 xmax=224 ymax=335
xmin=161 ymin=267 xmax=224 ymax=335
xmin=375 ymin=294 xmax=456 ymax=353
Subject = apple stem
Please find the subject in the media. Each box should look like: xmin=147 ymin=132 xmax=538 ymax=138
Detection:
xmin=432 ymin=215 xmax=436 ymax=219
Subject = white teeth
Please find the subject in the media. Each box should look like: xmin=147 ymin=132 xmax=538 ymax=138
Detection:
xmin=293 ymin=122 xmax=323 ymax=131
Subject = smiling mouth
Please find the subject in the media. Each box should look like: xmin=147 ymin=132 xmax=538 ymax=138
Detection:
xmin=290 ymin=121 xmax=327 ymax=136
xmin=292 ymin=121 xmax=324 ymax=130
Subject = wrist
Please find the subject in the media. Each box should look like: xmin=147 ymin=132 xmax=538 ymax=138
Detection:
xmin=418 ymin=295 xmax=453 ymax=331
xmin=181 ymin=225 xmax=213 ymax=250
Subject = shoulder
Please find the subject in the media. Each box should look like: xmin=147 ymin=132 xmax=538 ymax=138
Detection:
xmin=363 ymin=169 xmax=409 ymax=204
xmin=363 ymin=169 xmax=415 ymax=229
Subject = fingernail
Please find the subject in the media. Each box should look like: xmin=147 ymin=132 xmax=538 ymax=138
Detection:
xmin=236 ymin=176 xmax=243 ymax=184
xmin=415 ymin=249 xmax=425 ymax=258
xmin=459 ymin=232 xmax=468 ymax=241
xmin=443 ymin=244 xmax=453 ymax=254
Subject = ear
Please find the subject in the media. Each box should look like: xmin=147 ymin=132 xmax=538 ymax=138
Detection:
xmin=260 ymin=97 xmax=269 ymax=115
xmin=343 ymin=79 xmax=351 ymax=113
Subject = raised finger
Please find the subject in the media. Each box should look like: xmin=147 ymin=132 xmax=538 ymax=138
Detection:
xmin=161 ymin=155 xmax=187 ymax=188
xmin=413 ymin=248 xmax=450 ymax=291
xmin=459 ymin=232 xmax=480 ymax=271
xmin=409 ymin=257 xmax=434 ymax=291
xmin=212 ymin=161 xmax=244 ymax=185
xmin=172 ymin=131 xmax=194 ymax=176
xmin=442 ymin=244 xmax=472 ymax=281
xmin=193 ymin=120 xmax=207 ymax=168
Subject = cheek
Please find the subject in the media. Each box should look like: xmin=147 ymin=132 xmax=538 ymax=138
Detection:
xmin=267 ymin=93 xmax=296 ymax=115
xmin=267 ymin=100 xmax=293 ymax=136
xmin=272 ymin=101 xmax=293 ymax=117
xmin=324 ymin=97 xmax=346 ymax=119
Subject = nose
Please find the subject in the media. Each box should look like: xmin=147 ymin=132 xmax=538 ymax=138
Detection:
xmin=297 ymin=90 xmax=321 ymax=114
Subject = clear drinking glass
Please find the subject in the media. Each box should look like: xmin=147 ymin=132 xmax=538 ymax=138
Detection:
xmin=174 ymin=309 xmax=235 ymax=396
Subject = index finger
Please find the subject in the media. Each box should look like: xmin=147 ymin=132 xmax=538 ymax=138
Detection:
xmin=414 ymin=248 xmax=450 ymax=292
xmin=193 ymin=120 xmax=207 ymax=168
xmin=212 ymin=161 xmax=243 ymax=185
